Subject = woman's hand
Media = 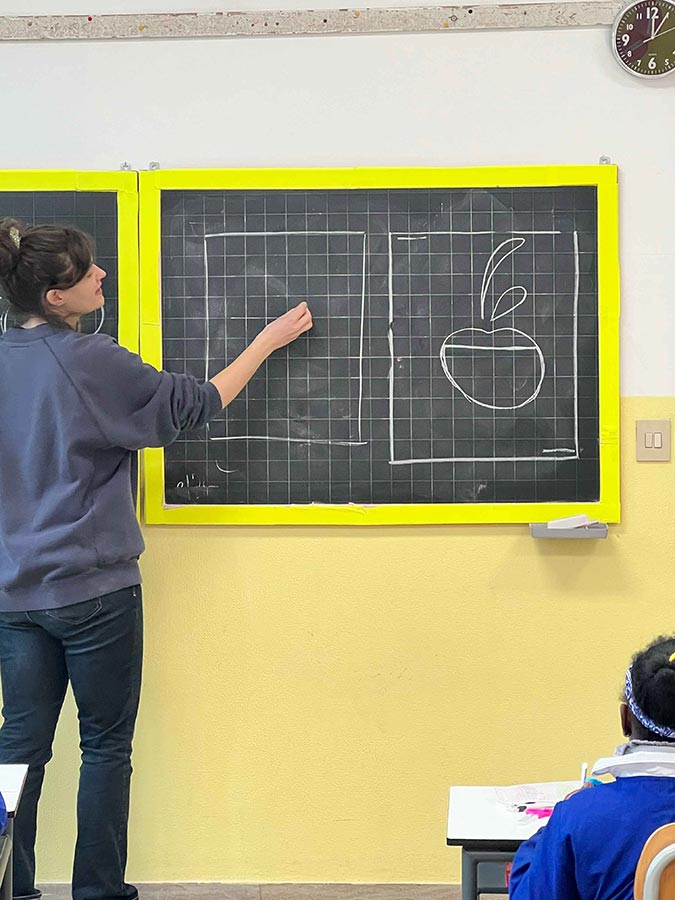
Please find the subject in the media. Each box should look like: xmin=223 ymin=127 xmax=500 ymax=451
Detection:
xmin=209 ymin=302 xmax=313 ymax=409
xmin=259 ymin=301 xmax=313 ymax=353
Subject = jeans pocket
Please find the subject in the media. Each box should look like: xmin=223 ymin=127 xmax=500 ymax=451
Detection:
xmin=43 ymin=597 xmax=103 ymax=626
xmin=0 ymin=610 xmax=30 ymax=626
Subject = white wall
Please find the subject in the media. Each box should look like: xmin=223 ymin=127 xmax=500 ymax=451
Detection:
xmin=0 ymin=1 xmax=673 ymax=395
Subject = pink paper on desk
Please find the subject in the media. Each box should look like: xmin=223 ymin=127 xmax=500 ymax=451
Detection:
xmin=525 ymin=806 xmax=555 ymax=819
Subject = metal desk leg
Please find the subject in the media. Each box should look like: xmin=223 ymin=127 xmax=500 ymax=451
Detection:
xmin=461 ymin=848 xmax=479 ymax=900
xmin=0 ymin=819 xmax=13 ymax=900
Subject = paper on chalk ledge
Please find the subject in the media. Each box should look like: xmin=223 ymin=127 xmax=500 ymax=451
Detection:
xmin=547 ymin=514 xmax=599 ymax=529
xmin=493 ymin=781 xmax=578 ymax=809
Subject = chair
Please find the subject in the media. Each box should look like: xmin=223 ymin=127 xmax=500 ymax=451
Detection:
xmin=634 ymin=823 xmax=675 ymax=900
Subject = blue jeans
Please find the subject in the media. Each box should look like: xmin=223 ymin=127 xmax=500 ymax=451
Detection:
xmin=0 ymin=585 xmax=143 ymax=900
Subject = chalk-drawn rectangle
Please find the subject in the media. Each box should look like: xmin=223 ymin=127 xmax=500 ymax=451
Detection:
xmin=389 ymin=230 xmax=580 ymax=463
xmin=204 ymin=230 xmax=366 ymax=446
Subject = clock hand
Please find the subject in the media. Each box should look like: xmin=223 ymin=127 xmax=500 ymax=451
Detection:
xmin=653 ymin=11 xmax=670 ymax=37
xmin=639 ymin=19 xmax=675 ymax=44
xmin=638 ymin=19 xmax=675 ymax=47
xmin=638 ymin=13 xmax=675 ymax=47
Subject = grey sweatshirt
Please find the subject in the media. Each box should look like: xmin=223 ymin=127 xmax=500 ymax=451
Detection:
xmin=0 ymin=324 xmax=221 ymax=611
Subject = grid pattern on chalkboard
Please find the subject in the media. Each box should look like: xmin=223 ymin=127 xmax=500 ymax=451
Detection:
xmin=204 ymin=230 xmax=367 ymax=446
xmin=389 ymin=229 xmax=580 ymax=464
xmin=0 ymin=192 xmax=118 ymax=338
xmin=160 ymin=187 xmax=599 ymax=507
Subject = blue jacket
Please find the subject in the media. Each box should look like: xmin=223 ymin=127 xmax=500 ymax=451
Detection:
xmin=510 ymin=776 xmax=675 ymax=900
xmin=0 ymin=324 xmax=221 ymax=611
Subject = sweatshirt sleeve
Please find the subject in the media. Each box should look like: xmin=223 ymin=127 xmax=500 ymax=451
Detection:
xmin=509 ymin=811 xmax=581 ymax=900
xmin=53 ymin=333 xmax=222 ymax=451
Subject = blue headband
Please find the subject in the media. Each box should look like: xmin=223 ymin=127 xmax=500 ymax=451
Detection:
xmin=625 ymin=666 xmax=675 ymax=740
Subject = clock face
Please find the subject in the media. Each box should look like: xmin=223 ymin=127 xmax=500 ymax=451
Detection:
xmin=613 ymin=0 xmax=675 ymax=77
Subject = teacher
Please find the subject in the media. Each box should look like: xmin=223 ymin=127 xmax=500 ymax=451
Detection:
xmin=0 ymin=218 xmax=312 ymax=900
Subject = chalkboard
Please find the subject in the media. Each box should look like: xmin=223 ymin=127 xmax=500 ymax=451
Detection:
xmin=0 ymin=172 xmax=138 ymax=349
xmin=140 ymin=167 xmax=619 ymax=525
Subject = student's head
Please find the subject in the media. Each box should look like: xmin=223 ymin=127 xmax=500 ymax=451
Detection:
xmin=621 ymin=635 xmax=675 ymax=742
xmin=0 ymin=218 xmax=105 ymax=330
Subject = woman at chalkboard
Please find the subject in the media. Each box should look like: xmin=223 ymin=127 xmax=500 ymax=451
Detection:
xmin=0 ymin=218 xmax=312 ymax=900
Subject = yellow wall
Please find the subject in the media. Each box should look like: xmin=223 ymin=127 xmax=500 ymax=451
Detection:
xmin=36 ymin=396 xmax=673 ymax=885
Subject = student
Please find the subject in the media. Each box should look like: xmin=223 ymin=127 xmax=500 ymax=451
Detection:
xmin=509 ymin=634 xmax=675 ymax=900
xmin=0 ymin=218 xmax=312 ymax=900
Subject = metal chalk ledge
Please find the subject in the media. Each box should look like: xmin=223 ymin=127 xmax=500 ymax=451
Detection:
xmin=530 ymin=523 xmax=609 ymax=539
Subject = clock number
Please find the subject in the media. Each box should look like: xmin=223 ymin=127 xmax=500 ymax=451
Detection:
xmin=647 ymin=6 xmax=660 ymax=17
xmin=621 ymin=32 xmax=631 ymax=43
xmin=648 ymin=56 xmax=657 ymax=67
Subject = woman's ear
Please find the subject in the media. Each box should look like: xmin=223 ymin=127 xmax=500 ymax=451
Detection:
xmin=44 ymin=289 xmax=65 ymax=311
xmin=620 ymin=703 xmax=632 ymax=738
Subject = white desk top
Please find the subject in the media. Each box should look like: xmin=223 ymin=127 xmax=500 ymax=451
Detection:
xmin=0 ymin=765 xmax=28 ymax=816
xmin=447 ymin=782 xmax=579 ymax=847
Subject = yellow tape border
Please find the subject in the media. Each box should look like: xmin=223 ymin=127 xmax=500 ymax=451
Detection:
xmin=139 ymin=166 xmax=620 ymax=525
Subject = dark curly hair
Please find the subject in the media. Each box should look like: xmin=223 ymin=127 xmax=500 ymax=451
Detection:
xmin=625 ymin=634 xmax=675 ymax=741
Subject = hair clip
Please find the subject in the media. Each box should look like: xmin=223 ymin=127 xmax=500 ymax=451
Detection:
xmin=8 ymin=226 xmax=20 ymax=249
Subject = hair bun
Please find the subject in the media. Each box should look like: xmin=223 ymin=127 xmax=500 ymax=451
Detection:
xmin=0 ymin=218 xmax=23 ymax=279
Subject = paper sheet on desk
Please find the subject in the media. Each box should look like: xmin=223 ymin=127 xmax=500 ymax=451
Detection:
xmin=447 ymin=782 xmax=580 ymax=843
xmin=494 ymin=781 xmax=577 ymax=809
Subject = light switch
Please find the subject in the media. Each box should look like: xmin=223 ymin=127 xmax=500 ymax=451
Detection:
xmin=636 ymin=420 xmax=671 ymax=461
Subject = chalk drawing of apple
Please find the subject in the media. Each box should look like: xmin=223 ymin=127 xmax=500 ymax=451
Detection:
xmin=439 ymin=238 xmax=545 ymax=410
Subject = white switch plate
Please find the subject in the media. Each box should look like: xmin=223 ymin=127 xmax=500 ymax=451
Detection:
xmin=636 ymin=419 xmax=671 ymax=461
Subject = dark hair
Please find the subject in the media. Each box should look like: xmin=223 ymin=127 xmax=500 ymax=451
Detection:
xmin=0 ymin=218 xmax=94 ymax=330
xmin=626 ymin=635 xmax=675 ymax=741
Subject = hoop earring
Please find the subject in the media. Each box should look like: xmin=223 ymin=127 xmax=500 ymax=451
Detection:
xmin=93 ymin=306 xmax=105 ymax=334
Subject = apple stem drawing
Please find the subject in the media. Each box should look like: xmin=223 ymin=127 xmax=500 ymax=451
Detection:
xmin=480 ymin=238 xmax=527 ymax=322
xmin=440 ymin=237 xmax=546 ymax=411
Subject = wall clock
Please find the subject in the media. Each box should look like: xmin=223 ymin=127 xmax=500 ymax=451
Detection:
xmin=612 ymin=0 xmax=675 ymax=77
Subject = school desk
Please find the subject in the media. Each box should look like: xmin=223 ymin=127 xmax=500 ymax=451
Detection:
xmin=0 ymin=764 xmax=29 ymax=900
xmin=446 ymin=783 xmax=578 ymax=900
